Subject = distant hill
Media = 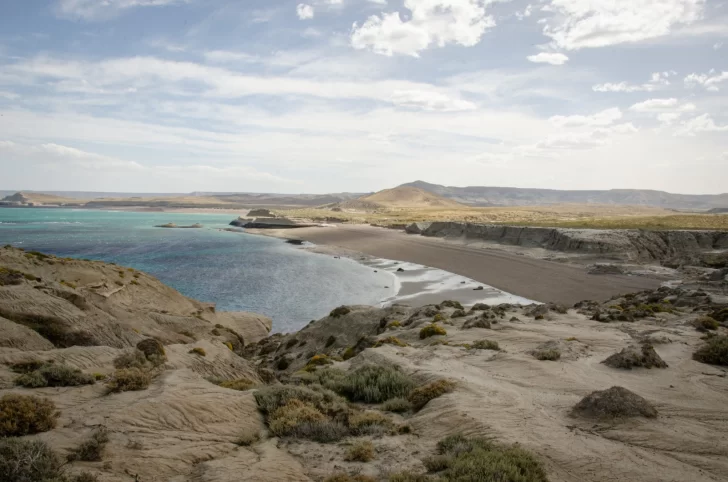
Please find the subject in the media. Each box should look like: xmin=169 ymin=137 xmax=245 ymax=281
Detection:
xmin=401 ymin=181 xmax=728 ymax=210
xmin=1 ymin=192 xmax=82 ymax=205
xmin=361 ymin=186 xmax=465 ymax=208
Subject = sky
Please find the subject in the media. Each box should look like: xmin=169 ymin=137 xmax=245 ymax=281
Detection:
xmin=0 ymin=0 xmax=727 ymax=194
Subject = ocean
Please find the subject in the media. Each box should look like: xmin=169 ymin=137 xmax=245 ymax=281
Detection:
xmin=0 ymin=208 xmax=397 ymax=333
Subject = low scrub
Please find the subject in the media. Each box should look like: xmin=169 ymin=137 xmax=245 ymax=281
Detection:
xmin=420 ymin=323 xmax=447 ymax=339
xmin=330 ymin=306 xmax=351 ymax=318
xmin=408 ymin=379 xmax=456 ymax=412
xmin=532 ymin=349 xmax=561 ymax=361
xmin=433 ymin=434 xmax=549 ymax=482
xmin=268 ymin=399 xmax=347 ymax=442
xmin=693 ymin=316 xmax=719 ymax=332
xmin=189 ymin=347 xmax=206 ymax=356
xmin=106 ymin=368 xmax=151 ymax=393
xmin=113 ymin=349 xmax=149 ymax=370
xmin=388 ymin=471 xmax=429 ymax=482
xmin=374 ymin=336 xmax=408 ymax=348
xmin=216 ymin=378 xmax=257 ymax=391
xmin=69 ymin=427 xmax=109 ymax=462
xmin=381 ymin=397 xmax=412 ymax=413
xmin=348 ymin=410 xmax=393 ymax=436
xmin=345 ymin=440 xmax=375 ymax=462
xmin=472 ymin=340 xmax=500 ymax=351
xmin=15 ymin=363 xmax=95 ymax=388
xmin=324 ymin=475 xmax=377 ymax=482
xmin=0 ymin=394 xmax=58 ymax=436
xmin=571 ymin=386 xmax=657 ymax=419
xmin=305 ymin=354 xmax=334 ymax=371
xmin=440 ymin=300 xmax=464 ymax=310
xmin=254 ymin=384 xmax=348 ymax=418
xmin=335 ymin=365 xmax=417 ymax=403
xmin=0 ymin=438 xmax=63 ymax=482
xmin=693 ymin=335 xmax=728 ymax=366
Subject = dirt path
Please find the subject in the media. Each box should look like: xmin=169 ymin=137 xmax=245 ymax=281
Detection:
xmin=273 ymin=225 xmax=662 ymax=304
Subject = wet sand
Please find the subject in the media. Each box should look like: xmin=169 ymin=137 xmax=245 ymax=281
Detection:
xmin=249 ymin=224 xmax=662 ymax=305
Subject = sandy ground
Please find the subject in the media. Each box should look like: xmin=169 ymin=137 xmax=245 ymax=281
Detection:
xmin=246 ymin=225 xmax=662 ymax=305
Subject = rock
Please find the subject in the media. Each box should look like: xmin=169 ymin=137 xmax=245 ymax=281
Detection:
xmin=571 ymin=386 xmax=658 ymax=419
xmin=285 ymin=239 xmax=304 ymax=245
xmin=588 ymin=264 xmax=625 ymax=275
xmin=469 ymin=303 xmax=490 ymax=312
xmin=397 ymin=268 xmax=405 ymax=272
xmin=451 ymin=309 xmax=467 ymax=318
xmin=440 ymin=300 xmax=464 ymax=310
xmin=136 ymin=338 xmax=166 ymax=362
xmin=405 ymin=222 xmax=432 ymax=234
xmin=473 ymin=286 xmax=484 ymax=291
xmin=602 ymin=344 xmax=668 ymax=369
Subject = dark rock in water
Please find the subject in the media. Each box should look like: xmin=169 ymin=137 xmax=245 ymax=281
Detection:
xmin=286 ymin=239 xmax=304 ymax=245
xmin=473 ymin=286 xmax=484 ymax=291
xmin=397 ymin=268 xmax=405 ymax=272
xmin=571 ymin=386 xmax=657 ymax=419
xmin=155 ymin=223 xmax=203 ymax=229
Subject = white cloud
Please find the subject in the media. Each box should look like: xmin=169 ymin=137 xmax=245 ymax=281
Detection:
xmin=535 ymin=123 xmax=637 ymax=150
xmin=526 ymin=52 xmax=569 ymax=65
xmin=684 ymin=70 xmax=728 ymax=92
xmin=389 ymin=90 xmax=477 ymax=111
xmin=56 ymin=0 xmax=189 ymax=21
xmin=0 ymin=139 xmax=143 ymax=170
xmin=676 ymin=114 xmax=728 ymax=136
xmin=0 ymin=91 xmax=20 ymax=100
xmin=516 ymin=5 xmax=533 ymax=20
xmin=203 ymin=50 xmax=260 ymax=64
xmin=593 ymin=71 xmax=673 ymax=93
xmin=350 ymin=0 xmax=495 ymax=57
xmin=542 ymin=0 xmax=705 ymax=50
xmin=629 ymin=98 xmax=695 ymax=112
xmin=368 ymin=0 xmax=388 ymax=4
xmin=549 ymin=107 xmax=622 ymax=127
xmin=714 ymin=42 xmax=724 ymax=50
xmin=296 ymin=4 xmax=314 ymax=20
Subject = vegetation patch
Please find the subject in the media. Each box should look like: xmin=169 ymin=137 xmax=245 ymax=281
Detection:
xmin=431 ymin=434 xmax=549 ymax=482
xmin=693 ymin=335 xmax=728 ymax=366
xmin=0 ymin=394 xmax=58 ymax=436
xmin=0 ymin=267 xmax=34 ymax=286
xmin=0 ymin=439 xmax=64 ymax=482
xmin=15 ymin=363 xmax=95 ymax=388
xmin=408 ymin=379 xmax=456 ymax=412
xmin=602 ymin=344 xmax=667 ymax=370
xmin=68 ymin=427 xmax=109 ymax=462
xmin=440 ymin=300 xmax=464 ymax=310
xmin=472 ymin=340 xmax=500 ymax=351
xmin=374 ymin=336 xmax=408 ymax=348
xmin=463 ymin=318 xmax=491 ymax=330
xmin=420 ymin=323 xmax=447 ymax=339
xmin=335 ymin=365 xmax=417 ymax=403
xmin=451 ymin=309 xmax=467 ymax=318
xmin=113 ymin=349 xmax=149 ymax=370
xmin=136 ymin=338 xmax=167 ymax=365
xmin=571 ymin=386 xmax=657 ymax=419
xmin=305 ymin=353 xmax=334 ymax=371
xmin=188 ymin=347 xmax=206 ymax=356
xmin=330 ymin=306 xmax=351 ymax=318
xmin=215 ymin=378 xmax=257 ymax=391
xmin=387 ymin=320 xmax=402 ymax=329
xmin=693 ymin=316 xmax=719 ymax=332
xmin=433 ymin=313 xmax=446 ymax=323
xmin=532 ymin=349 xmax=561 ymax=361
xmin=106 ymin=368 xmax=151 ymax=393
xmin=381 ymin=397 xmax=412 ymax=413
xmin=388 ymin=471 xmax=429 ymax=482
xmin=324 ymin=475 xmax=377 ymax=482
xmin=348 ymin=410 xmax=393 ymax=436
xmin=345 ymin=440 xmax=375 ymax=462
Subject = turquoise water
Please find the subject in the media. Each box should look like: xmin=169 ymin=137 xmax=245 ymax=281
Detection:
xmin=0 ymin=208 xmax=396 ymax=332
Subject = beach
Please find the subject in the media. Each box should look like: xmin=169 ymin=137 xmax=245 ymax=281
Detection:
xmin=247 ymin=224 xmax=663 ymax=305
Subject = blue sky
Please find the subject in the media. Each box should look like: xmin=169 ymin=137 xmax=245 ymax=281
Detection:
xmin=0 ymin=0 xmax=726 ymax=194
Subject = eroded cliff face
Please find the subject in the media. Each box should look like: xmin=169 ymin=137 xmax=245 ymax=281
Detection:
xmin=408 ymin=222 xmax=728 ymax=262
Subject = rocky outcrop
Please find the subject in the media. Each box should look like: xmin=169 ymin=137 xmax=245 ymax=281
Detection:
xmin=414 ymin=222 xmax=728 ymax=262
xmin=230 ymin=217 xmax=316 ymax=229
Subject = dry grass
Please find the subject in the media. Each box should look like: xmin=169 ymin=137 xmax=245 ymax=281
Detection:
xmin=216 ymin=378 xmax=257 ymax=391
xmin=0 ymin=394 xmax=58 ymax=436
xmin=345 ymin=441 xmax=375 ymax=462
xmin=348 ymin=410 xmax=393 ymax=436
xmin=693 ymin=316 xmax=720 ymax=332
xmin=106 ymin=368 xmax=151 ymax=393
xmin=69 ymin=427 xmax=109 ymax=462
xmin=381 ymin=397 xmax=412 ymax=413
xmin=693 ymin=335 xmax=728 ymax=366
xmin=188 ymin=347 xmax=206 ymax=356
xmin=408 ymin=379 xmax=456 ymax=411
xmin=420 ymin=323 xmax=447 ymax=339
xmin=0 ymin=439 xmax=64 ymax=482
xmin=471 ymin=340 xmax=500 ymax=351
xmin=532 ymin=348 xmax=561 ymax=361
xmin=374 ymin=336 xmax=409 ymax=348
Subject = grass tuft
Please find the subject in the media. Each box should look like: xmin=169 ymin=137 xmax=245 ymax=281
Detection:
xmin=472 ymin=340 xmax=500 ymax=351
xmin=188 ymin=347 xmax=206 ymax=356
xmin=106 ymin=368 xmax=151 ymax=393
xmin=693 ymin=335 xmax=728 ymax=366
xmin=345 ymin=440 xmax=375 ymax=462
xmin=408 ymin=379 xmax=456 ymax=411
xmin=420 ymin=323 xmax=447 ymax=339
xmin=0 ymin=394 xmax=58 ymax=436
xmin=335 ymin=365 xmax=416 ymax=403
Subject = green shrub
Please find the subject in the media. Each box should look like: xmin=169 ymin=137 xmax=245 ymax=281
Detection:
xmin=0 ymin=439 xmax=64 ymax=481
xmin=420 ymin=324 xmax=447 ymax=339
xmin=0 ymin=394 xmax=58 ymax=436
xmin=348 ymin=410 xmax=393 ymax=436
xmin=69 ymin=427 xmax=109 ymax=462
xmin=14 ymin=371 xmax=47 ymax=388
xmin=217 ymin=378 xmax=257 ymax=391
xmin=388 ymin=321 xmax=402 ymax=329
xmin=693 ymin=316 xmax=719 ymax=332
xmin=381 ymin=397 xmax=412 ymax=413
xmin=268 ymin=399 xmax=347 ymax=442
xmin=8 ymin=360 xmax=46 ymax=373
xmin=335 ymin=365 xmax=416 ymax=403
xmin=113 ymin=349 xmax=149 ymax=370
xmin=433 ymin=313 xmax=446 ymax=323
xmin=440 ymin=300 xmax=464 ymax=310
xmin=35 ymin=364 xmax=94 ymax=387
xmin=423 ymin=454 xmax=453 ymax=472
xmin=388 ymin=472 xmax=429 ymax=482
xmin=408 ymin=379 xmax=456 ymax=411
xmin=189 ymin=347 xmax=206 ymax=356
xmin=345 ymin=440 xmax=375 ymax=462
xmin=533 ymin=349 xmax=561 ymax=361
xmin=693 ymin=335 xmax=728 ymax=366
xmin=106 ymin=368 xmax=151 ymax=393
xmin=135 ymin=338 xmax=166 ymax=365
xmin=472 ymin=340 xmax=500 ymax=351
xmin=330 ymin=306 xmax=351 ymax=318
xmin=374 ymin=336 xmax=408 ymax=348
xmin=254 ymin=384 xmax=347 ymax=417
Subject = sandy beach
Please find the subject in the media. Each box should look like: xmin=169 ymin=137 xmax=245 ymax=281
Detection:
xmin=246 ymin=224 xmax=663 ymax=305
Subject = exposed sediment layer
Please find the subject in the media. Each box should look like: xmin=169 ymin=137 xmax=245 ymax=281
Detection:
xmin=408 ymin=222 xmax=728 ymax=262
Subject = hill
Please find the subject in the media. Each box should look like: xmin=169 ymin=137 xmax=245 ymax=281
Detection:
xmin=0 ymin=191 xmax=82 ymax=205
xmin=402 ymin=181 xmax=728 ymax=210
xmin=360 ymin=186 xmax=465 ymax=208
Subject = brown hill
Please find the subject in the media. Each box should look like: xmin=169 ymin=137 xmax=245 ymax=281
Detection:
xmin=361 ymin=186 xmax=464 ymax=208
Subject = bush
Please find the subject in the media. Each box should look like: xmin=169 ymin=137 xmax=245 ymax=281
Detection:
xmin=433 ymin=313 xmax=445 ymax=323
xmin=451 ymin=309 xmax=467 ymax=318
xmin=345 ymin=441 xmax=375 ymax=462
xmin=435 ymin=435 xmax=548 ymax=482
xmin=0 ymin=394 xmax=58 ymax=436
xmin=324 ymin=475 xmax=377 ymax=482
xmin=388 ymin=471 xmax=429 ymax=482
xmin=217 ymin=378 xmax=256 ymax=391
xmin=348 ymin=410 xmax=393 ymax=436
xmin=235 ymin=428 xmax=261 ymax=446
xmin=305 ymin=354 xmax=334 ymax=370
xmin=408 ymin=379 xmax=456 ymax=412
xmin=136 ymin=338 xmax=166 ymax=365
xmin=254 ymin=384 xmax=347 ymax=417
xmin=571 ymin=386 xmax=657 ymax=419
xmin=420 ymin=324 xmax=447 ymax=339
xmin=374 ymin=337 xmax=408 ymax=348
xmin=532 ymin=349 xmax=561 ymax=361
xmin=16 ymin=363 xmax=94 ymax=388
xmin=0 ymin=438 xmax=64 ymax=481
xmin=330 ymin=306 xmax=351 ymax=318
xmin=472 ymin=340 xmax=500 ymax=351
xmin=693 ymin=335 xmax=728 ymax=366
xmin=388 ymin=321 xmax=402 ymax=329
xmin=440 ymin=300 xmax=464 ymax=310
xmin=69 ymin=427 xmax=109 ymax=462
xmin=381 ymin=397 xmax=412 ymax=413
xmin=189 ymin=347 xmax=206 ymax=356
xmin=113 ymin=349 xmax=148 ymax=370
xmin=335 ymin=365 xmax=416 ymax=403
xmin=693 ymin=316 xmax=719 ymax=332
xmin=106 ymin=368 xmax=151 ymax=393
xmin=268 ymin=399 xmax=326 ymax=436
xmin=423 ymin=454 xmax=453 ymax=472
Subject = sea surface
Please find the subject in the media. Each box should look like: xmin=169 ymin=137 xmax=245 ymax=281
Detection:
xmin=0 ymin=208 xmax=397 ymax=332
